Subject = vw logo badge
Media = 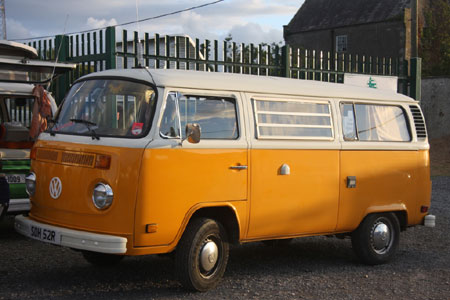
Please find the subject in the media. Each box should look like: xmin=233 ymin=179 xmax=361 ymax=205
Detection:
xmin=49 ymin=177 xmax=62 ymax=199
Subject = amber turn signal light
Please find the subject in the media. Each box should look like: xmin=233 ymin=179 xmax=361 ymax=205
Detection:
xmin=95 ymin=154 xmax=111 ymax=169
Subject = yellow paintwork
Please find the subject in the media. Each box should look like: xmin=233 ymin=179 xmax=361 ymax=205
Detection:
xmin=29 ymin=140 xmax=144 ymax=252
xmin=338 ymin=150 xmax=431 ymax=231
xmin=247 ymin=149 xmax=339 ymax=239
xmin=134 ymin=148 xmax=248 ymax=248
xmin=28 ymin=138 xmax=431 ymax=255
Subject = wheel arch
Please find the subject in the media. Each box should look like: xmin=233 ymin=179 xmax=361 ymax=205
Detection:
xmin=178 ymin=204 xmax=242 ymax=246
xmin=363 ymin=205 xmax=408 ymax=231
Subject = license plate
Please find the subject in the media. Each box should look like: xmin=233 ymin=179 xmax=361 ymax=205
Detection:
xmin=6 ymin=174 xmax=26 ymax=184
xmin=30 ymin=225 xmax=61 ymax=245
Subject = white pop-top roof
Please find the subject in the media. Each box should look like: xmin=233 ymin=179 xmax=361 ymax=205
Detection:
xmin=0 ymin=40 xmax=38 ymax=59
xmin=80 ymin=68 xmax=416 ymax=103
xmin=0 ymin=82 xmax=34 ymax=96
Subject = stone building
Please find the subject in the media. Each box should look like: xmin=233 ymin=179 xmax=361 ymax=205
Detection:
xmin=283 ymin=0 xmax=428 ymax=60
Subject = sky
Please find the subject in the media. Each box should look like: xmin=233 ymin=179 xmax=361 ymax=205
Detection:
xmin=5 ymin=0 xmax=304 ymax=44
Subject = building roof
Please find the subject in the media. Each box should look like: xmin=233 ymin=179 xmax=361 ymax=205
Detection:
xmin=79 ymin=68 xmax=414 ymax=103
xmin=285 ymin=0 xmax=410 ymax=34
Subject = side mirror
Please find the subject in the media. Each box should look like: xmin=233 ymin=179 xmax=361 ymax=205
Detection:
xmin=185 ymin=123 xmax=201 ymax=144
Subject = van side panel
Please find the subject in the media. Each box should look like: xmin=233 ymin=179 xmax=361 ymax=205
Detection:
xmin=247 ymin=149 xmax=339 ymax=239
xmin=134 ymin=148 xmax=248 ymax=247
xmin=337 ymin=150 xmax=427 ymax=231
xmin=412 ymin=149 xmax=432 ymax=224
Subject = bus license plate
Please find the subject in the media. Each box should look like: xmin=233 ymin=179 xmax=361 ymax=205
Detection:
xmin=30 ymin=225 xmax=61 ymax=245
xmin=6 ymin=174 xmax=26 ymax=184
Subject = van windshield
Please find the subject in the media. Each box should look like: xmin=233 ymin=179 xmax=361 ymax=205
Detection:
xmin=51 ymin=79 xmax=156 ymax=138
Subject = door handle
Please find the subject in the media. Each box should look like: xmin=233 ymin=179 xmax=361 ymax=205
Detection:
xmin=229 ymin=165 xmax=248 ymax=170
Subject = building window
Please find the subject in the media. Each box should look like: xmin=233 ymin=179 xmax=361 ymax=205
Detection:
xmin=336 ymin=35 xmax=348 ymax=52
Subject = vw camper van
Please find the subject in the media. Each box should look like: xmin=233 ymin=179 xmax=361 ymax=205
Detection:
xmin=0 ymin=40 xmax=74 ymax=217
xmin=15 ymin=68 xmax=434 ymax=291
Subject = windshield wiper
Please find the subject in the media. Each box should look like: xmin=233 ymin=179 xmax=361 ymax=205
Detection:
xmin=70 ymin=118 xmax=100 ymax=140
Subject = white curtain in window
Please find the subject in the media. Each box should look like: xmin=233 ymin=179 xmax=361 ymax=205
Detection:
xmin=357 ymin=105 xmax=409 ymax=142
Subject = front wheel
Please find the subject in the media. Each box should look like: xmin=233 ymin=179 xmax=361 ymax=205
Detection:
xmin=351 ymin=213 xmax=400 ymax=265
xmin=175 ymin=218 xmax=229 ymax=292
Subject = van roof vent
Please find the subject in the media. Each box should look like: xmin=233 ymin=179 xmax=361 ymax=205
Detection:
xmin=409 ymin=105 xmax=427 ymax=140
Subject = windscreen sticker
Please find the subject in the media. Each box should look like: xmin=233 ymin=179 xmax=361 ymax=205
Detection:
xmin=131 ymin=123 xmax=144 ymax=136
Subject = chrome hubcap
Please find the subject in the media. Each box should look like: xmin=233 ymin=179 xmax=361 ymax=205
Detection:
xmin=199 ymin=240 xmax=219 ymax=273
xmin=371 ymin=221 xmax=391 ymax=254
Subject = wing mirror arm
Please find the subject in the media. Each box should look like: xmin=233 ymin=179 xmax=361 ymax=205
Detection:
xmin=180 ymin=123 xmax=201 ymax=145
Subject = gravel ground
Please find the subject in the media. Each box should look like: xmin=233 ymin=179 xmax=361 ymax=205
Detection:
xmin=0 ymin=177 xmax=449 ymax=300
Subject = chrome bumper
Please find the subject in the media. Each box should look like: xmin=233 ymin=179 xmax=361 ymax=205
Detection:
xmin=15 ymin=215 xmax=127 ymax=254
xmin=424 ymin=214 xmax=436 ymax=228
xmin=8 ymin=198 xmax=31 ymax=213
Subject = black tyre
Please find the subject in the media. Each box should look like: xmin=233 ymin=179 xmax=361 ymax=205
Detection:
xmin=0 ymin=204 xmax=7 ymax=221
xmin=82 ymin=251 xmax=124 ymax=267
xmin=351 ymin=213 xmax=400 ymax=265
xmin=175 ymin=218 xmax=229 ymax=292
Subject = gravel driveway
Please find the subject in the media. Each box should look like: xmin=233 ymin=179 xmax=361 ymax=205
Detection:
xmin=1 ymin=177 xmax=449 ymax=300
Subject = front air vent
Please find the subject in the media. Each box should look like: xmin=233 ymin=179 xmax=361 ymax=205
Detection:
xmin=409 ymin=105 xmax=427 ymax=140
xmin=61 ymin=152 xmax=95 ymax=167
xmin=36 ymin=149 xmax=59 ymax=161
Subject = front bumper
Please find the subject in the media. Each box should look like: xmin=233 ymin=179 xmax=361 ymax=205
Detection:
xmin=15 ymin=215 xmax=127 ymax=254
xmin=8 ymin=198 xmax=30 ymax=213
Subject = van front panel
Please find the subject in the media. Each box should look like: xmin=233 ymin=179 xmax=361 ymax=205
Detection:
xmin=30 ymin=140 xmax=144 ymax=238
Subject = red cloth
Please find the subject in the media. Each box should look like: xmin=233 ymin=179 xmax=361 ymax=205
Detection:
xmin=29 ymin=85 xmax=52 ymax=139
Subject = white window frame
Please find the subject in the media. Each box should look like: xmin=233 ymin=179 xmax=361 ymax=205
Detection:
xmin=253 ymin=98 xmax=334 ymax=140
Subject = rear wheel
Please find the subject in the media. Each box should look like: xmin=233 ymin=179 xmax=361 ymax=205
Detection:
xmin=351 ymin=213 xmax=400 ymax=265
xmin=175 ymin=218 xmax=229 ymax=292
xmin=82 ymin=251 xmax=124 ymax=267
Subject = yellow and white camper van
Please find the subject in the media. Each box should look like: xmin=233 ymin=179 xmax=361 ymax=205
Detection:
xmin=15 ymin=69 xmax=434 ymax=291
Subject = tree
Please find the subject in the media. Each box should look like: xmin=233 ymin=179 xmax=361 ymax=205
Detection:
xmin=419 ymin=0 xmax=450 ymax=76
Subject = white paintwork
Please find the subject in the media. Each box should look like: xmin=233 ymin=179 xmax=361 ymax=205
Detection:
xmin=52 ymin=69 xmax=427 ymax=151
xmin=80 ymin=68 xmax=415 ymax=103
xmin=0 ymin=148 xmax=30 ymax=159
xmin=15 ymin=215 xmax=128 ymax=254
xmin=0 ymin=82 xmax=34 ymax=96
xmin=0 ymin=57 xmax=76 ymax=73
xmin=0 ymin=40 xmax=38 ymax=59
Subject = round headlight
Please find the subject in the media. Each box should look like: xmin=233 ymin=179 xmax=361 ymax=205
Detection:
xmin=25 ymin=172 xmax=36 ymax=196
xmin=92 ymin=183 xmax=113 ymax=210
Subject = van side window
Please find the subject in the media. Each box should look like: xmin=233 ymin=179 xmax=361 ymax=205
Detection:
xmin=160 ymin=93 xmax=181 ymax=138
xmin=341 ymin=104 xmax=357 ymax=140
xmin=253 ymin=99 xmax=333 ymax=140
xmin=341 ymin=103 xmax=411 ymax=142
xmin=160 ymin=92 xmax=239 ymax=140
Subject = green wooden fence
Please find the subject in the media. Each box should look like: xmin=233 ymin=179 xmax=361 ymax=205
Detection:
xmin=27 ymin=26 xmax=421 ymax=104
